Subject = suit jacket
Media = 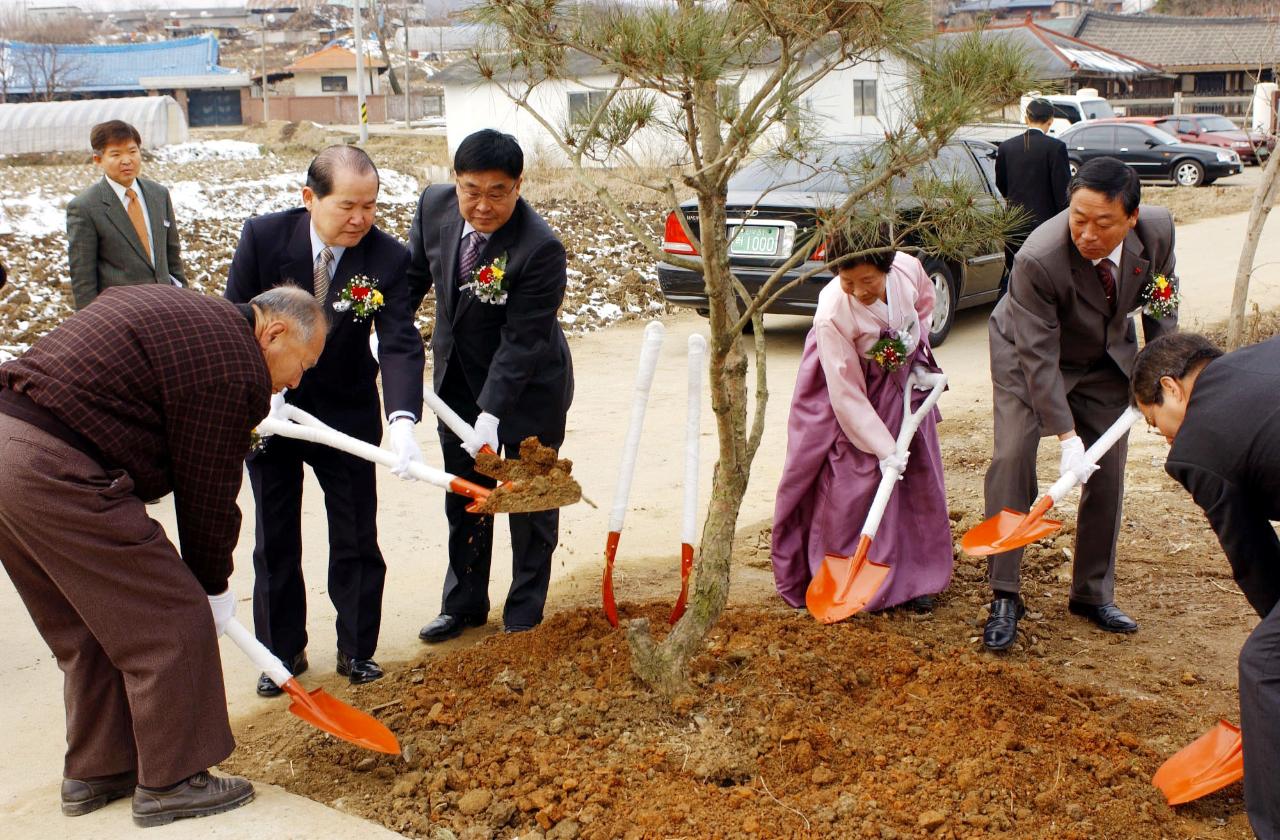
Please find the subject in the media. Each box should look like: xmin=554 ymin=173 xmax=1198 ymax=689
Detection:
xmin=989 ymin=206 xmax=1177 ymax=436
xmin=66 ymin=176 xmax=186 ymax=310
xmin=1165 ymin=338 xmax=1280 ymax=618
xmin=406 ymin=185 xmax=573 ymax=443
xmin=224 ymin=208 xmax=424 ymax=441
xmin=0 ymin=285 xmax=270 ymax=593
xmin=995 ymin=129 xmax=1071 ymax=231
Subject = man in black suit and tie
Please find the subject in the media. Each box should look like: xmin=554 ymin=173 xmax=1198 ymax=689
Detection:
xmin=408 ymin=129 xmax=574 ymax=642
xmin=1131 ymin=333 xmax=1280 ymax=840
xmin=996 ymin=98 xmax=1071 ymax=286
xmin=225 ymin=145 xmax=426 ymax=694
xmin=66 ymin=120 xmax=187 ymax=310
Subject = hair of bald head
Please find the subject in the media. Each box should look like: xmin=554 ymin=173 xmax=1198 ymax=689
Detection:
xmin=306 ymin=145 xmax=380 ymax=198
xmin=250 ymin=285 xmax=326 ymax=341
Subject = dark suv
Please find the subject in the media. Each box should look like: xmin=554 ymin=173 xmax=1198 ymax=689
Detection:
xmin=1059 ymin=119 xmax=1243 ymax=186
xmin=656 ymin=139 xmax=1007 ymax=346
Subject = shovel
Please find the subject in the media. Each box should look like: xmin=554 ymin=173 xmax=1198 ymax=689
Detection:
xmin=1152 ymin=719 xmax=1244 ymax=805
xmin=806 ymin=370 xmax=948 ymax=624
xmin=961 ymin=406 xmax=1141 ymax=557
xmin=224 ymin=619 xmax=399 ymax=754
xmin=670 ymin=334 xmax=707 ymax=624
xmin=603 ymin=321 xmax=665 ymax=627
xmin=256 ymin=405 xmax=494 ymax=513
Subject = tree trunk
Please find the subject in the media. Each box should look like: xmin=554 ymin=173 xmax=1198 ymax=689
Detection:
xmin=1227 ymin=146 xmax=1280 ymax=349
xmin=367 ymin=0 xmax=403 ymax=96
xmin=627 ymin=78 xmax=756 ymax=698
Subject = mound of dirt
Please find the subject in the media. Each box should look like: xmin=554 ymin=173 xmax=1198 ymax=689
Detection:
xmin=225 ymin=603 xmax=1190 ymax=839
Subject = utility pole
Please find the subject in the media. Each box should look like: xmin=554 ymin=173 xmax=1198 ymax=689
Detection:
xmin=402 ymin=3 xmax=410 ymax=129
xmin=249 ymin=9 xmax=275 ymax=124
xmin=353 ymin=0 xmax=368 ymax=143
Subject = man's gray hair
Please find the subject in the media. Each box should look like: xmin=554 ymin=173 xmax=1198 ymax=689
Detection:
xmin=250 ymin=285 xmax=326 ymax=341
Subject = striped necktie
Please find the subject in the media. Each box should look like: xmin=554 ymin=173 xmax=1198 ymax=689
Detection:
xmin=314 ymin=246 xmax=334 ymax=303
xmin=458 ymin=231 xmax=486 ymax=285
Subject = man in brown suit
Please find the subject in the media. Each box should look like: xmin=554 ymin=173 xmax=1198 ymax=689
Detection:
xmin=66 ymin=120 xmax=186 ymax=310
xmin=0 ymin=283 xmax=324 ymax=826
xmin=981 ymin=156 xmax=1177 ymax=651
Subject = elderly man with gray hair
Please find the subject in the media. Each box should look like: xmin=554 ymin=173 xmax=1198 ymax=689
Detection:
xmin=0 ymin=283 xmax=325 ymax=827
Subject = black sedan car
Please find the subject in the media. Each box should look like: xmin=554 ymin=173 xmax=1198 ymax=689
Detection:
xmin=656 ymin=139 xmax=1008 ymax=347
xmin=1058 ymin=119 xmax=1242 ymax=187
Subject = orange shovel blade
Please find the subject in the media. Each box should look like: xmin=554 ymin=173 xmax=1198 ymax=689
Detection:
xmin=669 ymin=542 xmax=694 ymax=625
xmin=806 ymin=535 xmax=891 ymax=624
xmin=961 ymin=502 xmax=1062 ymax=557
xmin=1153 ymin=720 xmax=1243 ymax=805
xmin=602 ymin=531 xmax=620 ymax=628
xmin=281 ymin=678 xmax=400 ymax=755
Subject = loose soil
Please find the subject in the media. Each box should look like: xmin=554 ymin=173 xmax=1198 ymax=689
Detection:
xmin=224 ymin=408 xmax=1261 ymax=840
xmin=475 ymin=439 xmax=583 ymax=515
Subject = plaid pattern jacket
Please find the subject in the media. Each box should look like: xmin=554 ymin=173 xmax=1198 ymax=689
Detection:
xmin=0 ymin=285 xmax=270 ymax=592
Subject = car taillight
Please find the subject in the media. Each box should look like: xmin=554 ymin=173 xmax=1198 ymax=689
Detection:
xmin=811 ymin=241 xmax=826 ymax=262
xmin=662 ymin=212 xmax=698 ymax=255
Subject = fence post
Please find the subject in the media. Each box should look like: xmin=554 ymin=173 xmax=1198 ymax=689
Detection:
xmin=1173 ymin=91 xmax=1182 ymax=115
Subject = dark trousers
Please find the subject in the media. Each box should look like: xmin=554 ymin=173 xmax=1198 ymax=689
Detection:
xmin=1241 ymin=600 xmax=1280 ymax=839
xmin=248 ymin=435 xmax=385 ymax=661
xmin=983 ymin=357 xmax=1130 ymax=604
xmin=438 ymin=371 xmax=560 ymax=628
xmin=0 ymin=416 xmax=234 ymax=788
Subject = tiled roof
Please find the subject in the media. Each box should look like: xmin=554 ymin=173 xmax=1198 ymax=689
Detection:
xmin=285 ymin=44 xmax=387 ymax=72
xmin=938 ymin=19 xmax=1161 ymax=79
xmin=1067 ymin=11 xmax=1280 ymax=69
xmin=0 ymin=34 xmax=231 ymax=94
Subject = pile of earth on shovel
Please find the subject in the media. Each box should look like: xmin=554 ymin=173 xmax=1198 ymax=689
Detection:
xmin=224 ymin=603 xmax=1189 ymax=840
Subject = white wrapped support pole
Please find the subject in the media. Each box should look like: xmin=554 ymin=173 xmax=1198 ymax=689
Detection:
xmin=602 ymin=320 xmax=665 ymax=627
xmin=670 ymin=333 xmax=706 ymax=624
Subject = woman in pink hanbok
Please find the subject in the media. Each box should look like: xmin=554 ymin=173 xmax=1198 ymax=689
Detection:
xmin=772 ymin=241 xmax=952 ymax=613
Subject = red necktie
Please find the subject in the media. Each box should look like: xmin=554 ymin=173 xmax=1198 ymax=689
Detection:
xmin=1095 ymin=259 xmax=1116 ymax=306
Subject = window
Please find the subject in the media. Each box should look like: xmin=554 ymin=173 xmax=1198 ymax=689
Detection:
xmin=1071 ymin=127 xmax=1113 ymax=149
xmin=568 ymin=90 xmax=608 ymax=123
xmin=1114 ymin=127 xmax=1149 ymax=149
xmin=932 ymin=144 xmax=986 ymax=192
xmin=852 ymin=79 xmax=876 ymax=117
xmin=321 ymin=75 xmax=348 ymax=92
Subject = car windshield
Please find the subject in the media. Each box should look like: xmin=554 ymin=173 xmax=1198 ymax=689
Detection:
xmin=1081 ymin=100 xmax=1114 ymax=120
xmin=1195 ymin=116 xmax=1238 ymax=133
xmin=729 ymin=141 xmax=889 ymax=194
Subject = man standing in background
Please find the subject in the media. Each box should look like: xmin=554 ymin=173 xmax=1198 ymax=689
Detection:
xmin=995 ymin=98 xmax=1071 ymax=288
xmin=66 ymin=120 xmax=186 ymax=310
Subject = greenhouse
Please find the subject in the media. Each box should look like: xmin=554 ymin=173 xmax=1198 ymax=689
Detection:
xmin=0 ymin=95 xmax=189 ymax=156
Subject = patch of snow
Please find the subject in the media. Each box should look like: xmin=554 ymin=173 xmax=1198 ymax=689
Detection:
xmin=153 ymin=140 xmax=263 ymax=163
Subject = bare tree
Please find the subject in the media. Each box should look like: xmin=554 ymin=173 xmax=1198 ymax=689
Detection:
xmin=13 ymin=42 xmax=87 ymax=102
xmin=365 ymin=0 xmax=403 ymax=95
xmin=468 ymin=0 xmax=1037 ymax=696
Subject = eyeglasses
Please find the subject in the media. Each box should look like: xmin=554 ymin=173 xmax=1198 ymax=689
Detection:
xmin=457 ymin=183 xmax=517 ymax=203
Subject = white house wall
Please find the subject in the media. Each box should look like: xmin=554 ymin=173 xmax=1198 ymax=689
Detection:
xmin=294 ymin=69 xmax=383 ymax=97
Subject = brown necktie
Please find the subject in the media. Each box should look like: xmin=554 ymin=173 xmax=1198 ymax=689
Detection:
xmin=124 ymin=187 xmax=151 ymax=264
xmin=314 ymin=247 xmax=334 ymax=303
xmin=1096 ymin=258 xmax=1116 ymax=306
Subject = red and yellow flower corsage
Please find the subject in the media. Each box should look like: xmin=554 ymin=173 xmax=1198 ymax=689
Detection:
xmin=463 ymin=255 xmax=508 ymax=305
xmin=333 ymin=274 xmax=385 ymax=321
xmin=1141 ymin=272 xmax=1179 ymax=319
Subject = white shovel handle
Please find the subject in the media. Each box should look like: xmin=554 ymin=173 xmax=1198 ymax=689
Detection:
xmin=682 ymin=334 xmax=706 ymax=545
xmin=863 ymin=371 xmax=949 ymax=539
xmin=224 ymin=617 xmax=292 ymax=686
xmin=1045 ymin=406 xmax=1142 ymax=504
xmin=424 ymin=388 xmax=480 ymax=450
xmin=609 ymin=321 xmax=665 ymax=532
xmin=257 ymin=408 xmax=460 ymax=492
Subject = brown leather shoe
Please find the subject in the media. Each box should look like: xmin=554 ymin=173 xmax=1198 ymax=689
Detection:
xmin=61 ymin=770 xmax=137 ymax=816
xmin=131 ymin=770 xmax=254 ymax=828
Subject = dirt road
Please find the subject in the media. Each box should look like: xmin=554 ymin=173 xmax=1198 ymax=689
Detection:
xmin=2 ymin=204 xmax=1279 ymax=837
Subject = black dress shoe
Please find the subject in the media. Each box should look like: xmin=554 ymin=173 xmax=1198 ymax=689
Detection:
xmin=337 ymin=651 xmax=384 ymax=685
xmin=983 ymin=596 xmax=1026 ymax=652
xmin=418 ymin=613 xmax=486 ymax=643
xmin=61 ymin=770 xmax=138 ymax=816
xmin=132 ymin=770 xmax=254 ymax=828
xmin=1069 ymin=600 xmax=1138 ymax=633
xmin=256 ymin=651 xmax=308 ymax=698
xmin=901 ymin=595 xmax=935 ymax=614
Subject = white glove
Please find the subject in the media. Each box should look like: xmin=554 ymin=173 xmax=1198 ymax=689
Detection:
xmin=269 ymin=389 xmax=288 ymax=419
xmin=1058 ymin=435 xmax=1099 ymax=485
xmin=878 ymin=452 xmax=908 ymax=480
xmin=910 ymin=366 xmax=945 ymax=391
xmin=389 ymin=417 xmax=424 ymax=480
xmin=463 ymin=411 xmax=500 ymax=458
xmin=207 ymin=589 xmax=235 ymax=637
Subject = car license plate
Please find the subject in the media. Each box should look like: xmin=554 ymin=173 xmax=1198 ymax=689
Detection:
xmin=728 ymin=225 xmax=781 ymax=256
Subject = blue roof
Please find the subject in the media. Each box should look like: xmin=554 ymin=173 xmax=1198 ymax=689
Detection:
xmin=0 ymin=35 xmax=232 ymax=94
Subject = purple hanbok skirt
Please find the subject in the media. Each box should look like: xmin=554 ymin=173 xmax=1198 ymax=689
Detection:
xmin=771 ymin=331 xmax=953 ymax=611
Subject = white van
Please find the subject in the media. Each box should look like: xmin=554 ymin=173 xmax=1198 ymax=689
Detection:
xmin=1021 ymin=89 xmax=1119 ymax=137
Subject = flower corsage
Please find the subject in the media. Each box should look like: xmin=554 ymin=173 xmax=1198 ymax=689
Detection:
xmin=867 ymin=333 xmax=908 ymax=373
xmin=1141 ymin=272 xmax=1179 ymax=319
xmin=333 ymin=275 xmax=384 ymax=321
xmin=247 ymin=428 xmax=271 ymax=459
xmin=462 ymin=255 xmax=508 ymax=305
